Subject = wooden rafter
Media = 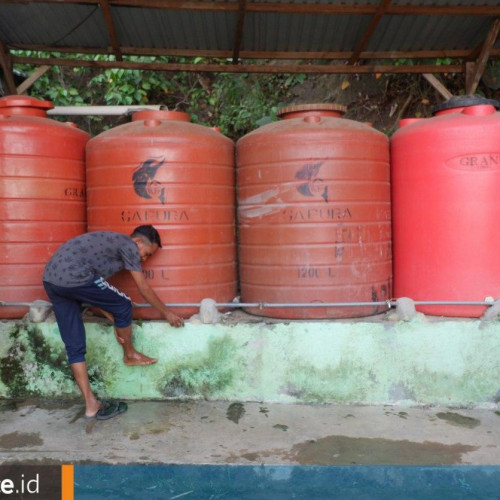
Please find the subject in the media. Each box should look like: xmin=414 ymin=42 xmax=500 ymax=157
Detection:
xmin=232 ymin=0 xmax=247 ymax=64
xmin=0 ymin=38 xmax=16 ymax=94
xmin=11 ymin=54 xmax=464 ymax=75
xmin=98 ymin=0 xmax=123 ymax=61
xmin=10 ymin=43 xmax=500 ymax=61
xmin=2 ymin=0 xmax=498 ymax=16
xmin=349 ymin=0 xmax=392 ymax=66
xmin=16 ymin=65 xmax=51 ymax=94
xmin=422 ymin=74 xmax=453 ymax=101
xmin=466 ymin=18 xmax=500 ymax=95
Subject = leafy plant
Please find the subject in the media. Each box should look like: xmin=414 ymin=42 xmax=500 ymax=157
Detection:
xmin=11 ymin=51 xmax=308 ymax=138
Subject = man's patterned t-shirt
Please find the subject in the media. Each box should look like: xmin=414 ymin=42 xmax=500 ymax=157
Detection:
xmin=43 ymin=232 xmax=142 ymax=287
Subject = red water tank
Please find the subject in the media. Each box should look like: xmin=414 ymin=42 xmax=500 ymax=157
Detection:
xmin=0 ymin=96 xmax=89 ymax=318
xmin=236 ymin=103 xmax=392 ymax=319
xmin=86 ymin=110 xmax=237 ymax=318
xmin=391 ymin=95 xmax=500 ymax=317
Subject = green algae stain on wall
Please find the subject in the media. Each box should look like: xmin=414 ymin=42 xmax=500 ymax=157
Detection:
xmin=405 ymin=367 xmax=499 ymax=405
xmin=0 ymin=323 xmax=121 ymax=399
xmin=0 ymin=324 xmax=74 ymax=397
xmin=85 ymin=324 xmax=121 ymax=397
xmin=283 ymin=359 xmax=377 ymax=403
xmin=161 ymin=335 xmax=239 ymax=399
xmin=3 ymin=317 xmax=500 ymax=405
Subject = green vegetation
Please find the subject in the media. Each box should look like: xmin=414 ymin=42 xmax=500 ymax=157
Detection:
xmin=13 ymin=52 xmax=306 ymax=139
xmin=11 ymin=51 xmax=500 ymax=139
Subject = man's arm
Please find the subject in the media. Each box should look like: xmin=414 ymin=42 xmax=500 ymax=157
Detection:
xmin=129 ymin=270 xmax=184 ymax=327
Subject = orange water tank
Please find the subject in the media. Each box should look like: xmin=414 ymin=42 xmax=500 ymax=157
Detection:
xmin=236 ymin=103 xmax=392 ymax=319
xmin=0 ymin=96 xmax=89 ymax=318
xmin=391 ymin=95 xmax=500 ymax=317
xmin=86 ymin=110 xmax=237 ymax=318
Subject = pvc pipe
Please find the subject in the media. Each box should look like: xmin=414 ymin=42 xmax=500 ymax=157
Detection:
xmin=47 ymin=105 xmax=164 ymax=116
xmin=128 ymin=300 xmax=492 ymax=308
xmin=0 ymin=300 xmax=495 ymax=308
xmin=131 ymin=302 xmax=392 ymax=308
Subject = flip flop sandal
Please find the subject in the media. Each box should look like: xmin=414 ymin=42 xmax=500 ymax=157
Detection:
xmin=95 ymin=400 xmax=128 ymax=420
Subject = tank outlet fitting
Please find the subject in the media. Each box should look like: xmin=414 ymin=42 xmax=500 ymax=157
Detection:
xmin=304 ymin=115 xmax=322 ymax=124
xmin=144 ymin=119 xmax=162 ymax=127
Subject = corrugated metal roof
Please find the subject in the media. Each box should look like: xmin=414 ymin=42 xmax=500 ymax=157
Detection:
xmin=372 ymin=15 xmax=493 ymax=51
xmin=0 ymin=0 xmax=499 ymax=88
xmin=0 ymin=3 xmax=107 ymax=48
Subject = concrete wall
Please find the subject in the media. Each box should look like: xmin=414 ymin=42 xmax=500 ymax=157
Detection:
xmin=1 ymin=314 xmax=499 ymax=406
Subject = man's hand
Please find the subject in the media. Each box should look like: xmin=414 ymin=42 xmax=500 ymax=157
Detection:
xmin=130 ymin=270 xmax=185 ymax=327
xmin=165 ymin=310 xmax=184 ymax=327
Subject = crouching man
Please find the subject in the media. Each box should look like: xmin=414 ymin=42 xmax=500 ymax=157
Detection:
xmin=43 ymin=225 xmax=184 ymax=420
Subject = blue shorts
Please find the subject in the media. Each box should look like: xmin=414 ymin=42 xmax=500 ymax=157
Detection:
xmin=43 ymin=276 xmax=133 ymax=364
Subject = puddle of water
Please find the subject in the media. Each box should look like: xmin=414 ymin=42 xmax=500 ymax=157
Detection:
xmin=226 ymin=403 xmax=245 ymax=424
xmin=0 ymin=399 xmax=78 ymax=416
xmin=436 ymin=412 xmax=481 ymax=429
xmin=273 ymin=424 xmax=288 ymax=432
xmin=0 ymin=400 xmax=19 ymax=412
xmin=290 ymin=435 xmax=477 ymax=465
xmin=0 ymin=431 xmax=43 ymax=449
xmin=69 ymin=407 xmax=86 ymax=424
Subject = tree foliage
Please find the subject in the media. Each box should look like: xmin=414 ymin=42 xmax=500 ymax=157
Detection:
xmin=11 ymin=51 xmax=500 ymax=139
xmin=13 ymin=52 xmax=306 ymax=139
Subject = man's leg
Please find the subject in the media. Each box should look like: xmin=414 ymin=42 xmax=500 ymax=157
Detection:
xmin=114 ymin=325 xmax=157 ymax=365
xmin=81 ymin=278 xmax=158 ymax=366
xmin=71 ymin=361 xmax=101 ymax=417
xmin=89 ymin=306 xmax=156 ymax=365
xmin=43 ymin=281 xmax=102 ymax=416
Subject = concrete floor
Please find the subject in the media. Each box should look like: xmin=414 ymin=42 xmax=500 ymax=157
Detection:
xmin=1 ymin=399 xmax=500 ymax=466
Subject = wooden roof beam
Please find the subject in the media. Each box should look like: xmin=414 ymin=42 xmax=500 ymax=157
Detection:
xmin=11 ymin=54 xmax=464 ymax=74
xmin=1 ymin=0 xmax=500 ymax=16
xmin=422 ymin=73 xmax=453 ymax=101
xmin=349 ymin=0 xmax=392 ymax=66
xmin=10 ymin=44 xmax=500 ymax=61
xmin=16 ymin=65 xmax=51 ymax=94
xmin=106 ymin=2 xmax=500 ymax=16
xmin=0 ymin=38 xmax=17 ymax=95
xmin=232 ymin=0 xmax=247 ymax=64
xmin=98 ymin=0 xmax=123 ymax=61
xmin=466 ymin=18 xmax=500 ymax=94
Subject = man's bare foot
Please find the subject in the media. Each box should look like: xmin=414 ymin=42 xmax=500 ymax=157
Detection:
xmin=123 ymin=351 xmax=158 ymax=366
xmin=85 ymin=399 xmax=102 ymax=419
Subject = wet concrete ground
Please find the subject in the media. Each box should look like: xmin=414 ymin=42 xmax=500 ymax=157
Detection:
xmin=0 ymin=400 xmax=499 ymax=466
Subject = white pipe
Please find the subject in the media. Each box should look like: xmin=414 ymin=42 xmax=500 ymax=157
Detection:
xmin=0 ymin=300 xmax=494 ymax=308
xmin=47 ymin=105 xmax=164 ymax=116
xmin=129 ymin=300 xmax=492 ymax=308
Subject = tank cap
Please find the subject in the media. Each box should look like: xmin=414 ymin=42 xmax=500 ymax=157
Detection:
xmin=432 ymin=95 xmax=499 ymax=114
xmin=276 ymin=103 xmax=347 ymax=117
xmin=0 ymin=95 xmax=53 ymax=110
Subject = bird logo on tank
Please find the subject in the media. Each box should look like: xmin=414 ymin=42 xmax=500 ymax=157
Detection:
xmin=295 ymin=161 xmax=328 ymax=202
xmin=132 ymin=157 xmax=167 ymax=204
xmin=124 ymin=156 xmax=189 ymax=224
